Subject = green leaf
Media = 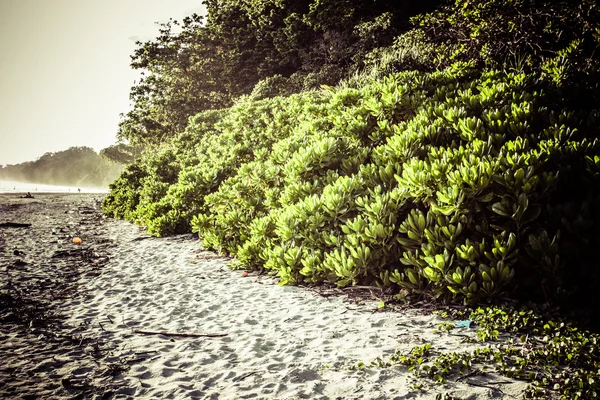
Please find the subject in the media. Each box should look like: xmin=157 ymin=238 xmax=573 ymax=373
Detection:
xmin=492 ymin=202 xmax=509 ymax=217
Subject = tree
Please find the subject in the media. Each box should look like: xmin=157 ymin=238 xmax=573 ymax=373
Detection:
xmin=117 ymin=0 xmax=443 ymax=146
xmin=413 ymin=0 xmax=600 ymax=77
xmin=100 ymin=143 xmax=144 ymax=164
xmin=0 ymin=147 xmax=123 ymax=187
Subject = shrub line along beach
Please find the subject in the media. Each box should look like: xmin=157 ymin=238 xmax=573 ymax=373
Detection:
xmin=4 ymin=194 xmax=600 ymax=399
xmin=0 ymin=193 xmax=536 ymax=399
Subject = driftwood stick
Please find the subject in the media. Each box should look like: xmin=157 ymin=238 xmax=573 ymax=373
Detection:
xmin=233 ymin=371 xmax=258 ymax=382
xmin=343 ymin=285 xmax=383 ymax=291
xmin=133 ymin=329 xmax=228 ymax=338
xmin=134 ymin=350 xmax=159 ymax=356
xmin=456 ymin=370 xmax=480 ymax=381
xmin=0 ymin=222 xmax=32 ymax=228
xmin=464 ymin=380 xmax=505 ymax=394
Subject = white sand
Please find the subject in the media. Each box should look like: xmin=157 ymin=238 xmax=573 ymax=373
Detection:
xmin=61 ymin=218 xmax=529 ymax=400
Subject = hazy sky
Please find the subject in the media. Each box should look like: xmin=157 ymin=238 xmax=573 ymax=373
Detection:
xmin=0 ymin=0 xmax=206 ymax=165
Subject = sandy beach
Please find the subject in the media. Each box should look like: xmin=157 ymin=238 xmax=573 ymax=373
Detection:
xmin=1 ymin=193 xmax=530 ymax=399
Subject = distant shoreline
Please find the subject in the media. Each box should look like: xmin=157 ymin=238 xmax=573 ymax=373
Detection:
xmin=0 ymin=179 xmax=109 ymax=194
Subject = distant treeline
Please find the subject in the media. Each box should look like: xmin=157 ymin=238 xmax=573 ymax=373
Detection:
xmin=0 ymin=146 xmax=124 ymax=188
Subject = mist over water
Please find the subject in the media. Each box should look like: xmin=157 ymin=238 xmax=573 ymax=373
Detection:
xmin=0 ymin=180 xmax=108 ymax=194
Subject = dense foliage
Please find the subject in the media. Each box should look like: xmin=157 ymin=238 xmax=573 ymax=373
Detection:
xmin=414 ymin=0 xmax=600 ymax=79
xmin=105 ymin=63 xmax=600 ymax=309
xmin=99 ymin=143 xmax=144 ymax=164
xmin=0 ymin=146 xmax=123 ymax=188
xmin=99 ymin=3 xmax=600 ymax=398
xmin=105 ymin=0 xmax=600 ymax=311
xmin=118 ymin=0 xmax=442 ymax=145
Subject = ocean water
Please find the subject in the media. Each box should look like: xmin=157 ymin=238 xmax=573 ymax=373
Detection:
xmin=0 ymin=180 xmax=108 ymax=194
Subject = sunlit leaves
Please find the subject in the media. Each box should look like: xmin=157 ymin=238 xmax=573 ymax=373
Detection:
xmin=106 ymin=59 xmax=600 ymax=308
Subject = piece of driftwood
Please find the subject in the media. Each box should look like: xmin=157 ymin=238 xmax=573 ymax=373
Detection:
xmin=133 ymin=329 xmax=228 ymax=338
xmin=131 ymin=236 xmax=153 ymax=242
xmin=464 ymin=380 xmax=506 ymax=394
xmin=0 ymin=222 xmax=31 ymax=228
xmin=233 ymin=371 xmax=259 ymax=382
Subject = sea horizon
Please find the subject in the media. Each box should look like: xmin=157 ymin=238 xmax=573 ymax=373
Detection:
xmin=0 ymin=179 xmax=109 ymax=194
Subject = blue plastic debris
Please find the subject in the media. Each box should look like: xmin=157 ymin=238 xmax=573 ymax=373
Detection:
xmin=455 ymin=319 xmax=472 ymax=328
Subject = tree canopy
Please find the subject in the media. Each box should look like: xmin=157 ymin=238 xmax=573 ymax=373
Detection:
xmin=117 ymin=0 xmax=443 ymax=146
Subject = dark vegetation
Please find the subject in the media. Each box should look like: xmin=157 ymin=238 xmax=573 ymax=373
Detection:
xmin=115 ymin=0 xmax=443 ymax=146
xmin=0 ymin=146 xmax=123 ymax=188
xmin=103 ymin=1 xmax=600 ymax=397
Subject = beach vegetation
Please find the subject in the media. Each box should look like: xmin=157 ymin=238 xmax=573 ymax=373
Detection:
xmin=115 ymin=0 xmax=443 ymax=146
xmin=103 ymin=1 xmax=600 ymax=397
xmin=105 ymin=62 xmax=600 ymax=310
xmin=352 ymin=306 xmax=600 ymax=398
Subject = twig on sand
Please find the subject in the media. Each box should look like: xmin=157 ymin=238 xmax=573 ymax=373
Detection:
xmin=464 ymin=379 xmax=506 ymax=395
xmin=233 ymin=371 xmax=258 ymax=382
xmin=134 ymin=350 xmax=159 ymax=356
xmin=133 ymin=330 xmax=228 ymax=338
xmin=130 ymin=236 xmax=153 ymax=242
xmin=342 ymin=285 xmax=383 ymax=292
xmin=456 ymin=370 xmax=480 ymax=381
xmin=0 ymin=222 xmax=31 ymax=228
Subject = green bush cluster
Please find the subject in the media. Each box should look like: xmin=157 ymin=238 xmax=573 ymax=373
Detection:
xmin=104 ymin=93 xmax=331 ymax=235
xmin=105 ymin=61 xmax=600 ymax=307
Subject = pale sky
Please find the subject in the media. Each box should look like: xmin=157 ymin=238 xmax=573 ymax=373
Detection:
xmin=0 ymin=0 xmax=206 ymax=165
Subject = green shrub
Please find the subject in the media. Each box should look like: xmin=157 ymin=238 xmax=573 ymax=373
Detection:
xmin=106 ymin=60 xmax=600 ymax=309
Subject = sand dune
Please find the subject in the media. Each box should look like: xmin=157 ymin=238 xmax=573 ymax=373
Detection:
xmin=1 ymin=193 xmax=528 ymax=399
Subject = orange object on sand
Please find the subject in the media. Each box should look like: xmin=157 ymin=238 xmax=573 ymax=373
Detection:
xmin=241 ymin=271 xmax=249 ymax=277
xmin=73 ymin=237 xmax=82 ymax=244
